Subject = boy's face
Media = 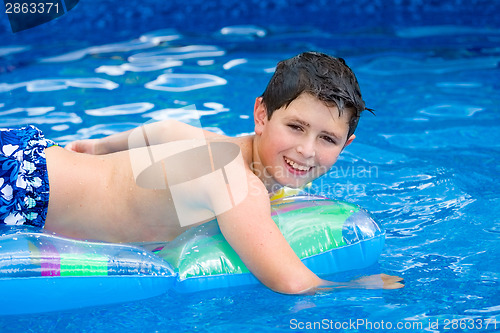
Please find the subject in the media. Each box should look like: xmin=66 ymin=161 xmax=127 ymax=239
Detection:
xmin=254 ymin=93 xmax=354 ymax=190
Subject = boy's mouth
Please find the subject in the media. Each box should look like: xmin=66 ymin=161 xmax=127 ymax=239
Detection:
xmin=283 ymin=156 xmax=312 ymax=174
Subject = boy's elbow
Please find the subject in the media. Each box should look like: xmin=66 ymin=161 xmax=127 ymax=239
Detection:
xmin=267 ymin=276 xmax=319 ymax=295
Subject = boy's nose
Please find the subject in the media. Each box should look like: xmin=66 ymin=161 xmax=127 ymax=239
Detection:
xmin=296 ymin=140 xmax=316 ymax=158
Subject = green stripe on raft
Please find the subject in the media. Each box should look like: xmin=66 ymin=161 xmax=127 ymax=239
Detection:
xmin=60 ymin=253 xmax=109 ymax=276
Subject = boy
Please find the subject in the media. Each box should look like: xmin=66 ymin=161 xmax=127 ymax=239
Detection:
xmin=1 ymin=52 xmax=403 ymax=293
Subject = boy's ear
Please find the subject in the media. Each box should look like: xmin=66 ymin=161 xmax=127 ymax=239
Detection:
xmin=343 ymin=134 xmax=356 ymax=150
xmin=254 ymin=97 xmax=267 ymax=135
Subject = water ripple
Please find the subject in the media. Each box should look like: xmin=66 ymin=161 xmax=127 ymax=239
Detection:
xmin=137 ymin=29 xmax=183 ymax=44
xmin=0 ymin=78 xmax=119 ymax=92
xmin=55 ymin=123 xmax=140 ymax=143
xmin=396 ymin=25 xmax=500 ymax=38
xmin=0 ymin=46 xmax=30 ymax=57
xmin=223 ymin=58 xmax=248 ymax=70
xmin=219 ymin=25 xmax=267 ymax=38
xmin=96 ymin=60 xmax=182 ymax=76
xmin=358 ymin=56 xmax=500 ymax=75
xmin=465 ymin=304 xmax=500 ymax=314
xmin=0 ymin=105 xmax=82 ymax=127
xmin=342 ymin=143 xmax=409 ymax=165
xmin=145 ymin=73 xmax=227 ymax=92
xmin=381 ymin=126 xmax=500 ymax=149
xmin=384 ymin=192 xmax=474 ymax=239
xmin=128 ymin=45 xmax=225 ymax=62
xmin=0 ymin=106 xmax=54 ymax=116
xmin=0 ymin=112 xmax=82 ymax=127
xmin=143 ymin=102 xmax=229 ymax=124
xmin=40 ymin=30 xmax=180 ymax=63
xmin=95 ymin=44 xmax=225 ymax=76
xmin=370 ymin=169 xmax=475 ymax=238
xmin=86 ymin=103 xmax=155 ymax=116
xmin=417 ymin=104 xmax=484 ymax=117
xmin=40 ymin=41 xmax=156 ymax=63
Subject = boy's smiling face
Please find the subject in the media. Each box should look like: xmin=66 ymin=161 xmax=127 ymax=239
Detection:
xmin=253 ymin=93 xmax=355 ymax=191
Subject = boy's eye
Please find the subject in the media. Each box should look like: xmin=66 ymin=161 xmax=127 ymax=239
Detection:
xmin=288 ymin=124 xmax=303 ymax=131
xmin=321 ymin=135 xmax=336 ymax=144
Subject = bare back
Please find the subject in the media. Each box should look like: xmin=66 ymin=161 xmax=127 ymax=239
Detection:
xmin=44 ymin=135 xmax=255 ymax=243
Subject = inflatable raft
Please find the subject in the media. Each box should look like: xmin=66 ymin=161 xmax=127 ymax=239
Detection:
xmin=0 ymin=194 xmax=384 ymax=315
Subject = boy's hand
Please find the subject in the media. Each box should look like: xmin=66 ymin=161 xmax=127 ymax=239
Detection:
xmin=65 ymin=139 xmax=101 ymax=154
xmin=316 ymin=274 xmax=404 ymax=292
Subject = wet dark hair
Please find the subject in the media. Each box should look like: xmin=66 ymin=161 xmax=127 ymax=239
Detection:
xmin=261 ymin=52 xmax=372 ymax=139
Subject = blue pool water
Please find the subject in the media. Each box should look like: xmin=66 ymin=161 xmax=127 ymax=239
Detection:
xmin=1 ymin=0 xmax=499 ymax=331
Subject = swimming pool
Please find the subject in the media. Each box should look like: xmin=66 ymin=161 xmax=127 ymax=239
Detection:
xmin=1 ymin=0 xmax=499 ymax=331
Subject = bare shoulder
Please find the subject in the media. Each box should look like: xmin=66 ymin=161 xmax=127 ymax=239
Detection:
xmin=162 ymin=119 xmax=228 ymax=142
xmin=209 ymin=135 xmax=254 ymax=165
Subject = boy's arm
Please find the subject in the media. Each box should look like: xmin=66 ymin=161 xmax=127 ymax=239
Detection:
xmin=216 ymin=174 xmax=324 ymax=294
xmin=65 ymin=119 xmax=224 ymax=154
xmin=217 ymin=175 xmax=404 ymax=293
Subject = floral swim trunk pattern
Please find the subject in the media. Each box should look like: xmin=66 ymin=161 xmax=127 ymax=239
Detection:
xmin=0 ymin=126 xmax=57 ymax=227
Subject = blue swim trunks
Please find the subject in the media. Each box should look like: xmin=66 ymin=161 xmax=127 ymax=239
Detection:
xmin=0 ymin=126 xmax=57 ymax=227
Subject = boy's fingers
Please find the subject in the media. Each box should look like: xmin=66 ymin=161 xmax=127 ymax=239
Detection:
xmin=380 ymin=273 xmax=404 ymax=283
xmin=64 ymin=140 xmax=88 ymax=153
xmin=383 ymin=282 xmax=405 ymax=290
xmin=380 ymin=274 xmax=405 ymax=289
xmin=64 ymin=142 xmax=77 ymax=151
